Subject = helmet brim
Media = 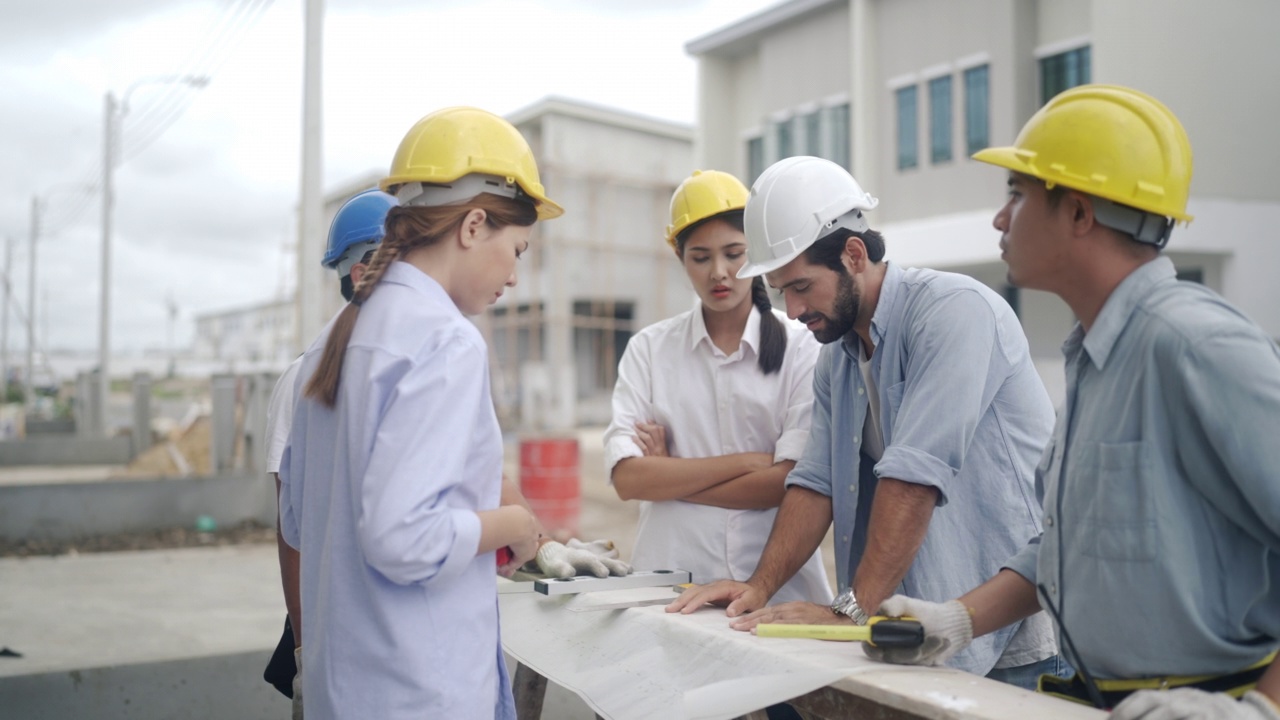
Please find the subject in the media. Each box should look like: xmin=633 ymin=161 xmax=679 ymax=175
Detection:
xmin=736 ymin=246 xmax=805 ymax=279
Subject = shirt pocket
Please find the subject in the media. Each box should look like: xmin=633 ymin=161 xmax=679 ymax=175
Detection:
xmin=1073 ymin=441 xmax=1157 ymax=562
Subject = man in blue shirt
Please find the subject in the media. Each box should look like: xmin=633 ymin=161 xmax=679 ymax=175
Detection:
xmin=867 ymin=85 xmax=1280 ymax=719
xmin=670 ymin=156 xmax=1063 ymax=687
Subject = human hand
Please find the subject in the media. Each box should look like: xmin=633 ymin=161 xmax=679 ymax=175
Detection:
xmin=1110 ymin=689 xmax=1280 ymax=720
xmin=292 ymin=647 xmax=303 ymax=720
xmin=536 ymin=538 xmax=632 ymax=578
xmin=634 ymin=422 xmax=669 ymax=457
xmin=499 ymin=506 xmax=540 ymax=577
xmin=861 ymin=595 xmax=972 ymax=666
xmin=730 ymin=601 xmax=849 ymax=632
xmin=666 ymin=580 xmax=770 ymax=619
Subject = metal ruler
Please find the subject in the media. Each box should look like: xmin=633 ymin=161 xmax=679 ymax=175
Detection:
xmin=534 ymin=569 xmax=691 ymax=596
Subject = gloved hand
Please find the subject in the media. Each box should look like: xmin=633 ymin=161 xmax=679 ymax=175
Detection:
xmin=292 ymin=647 xmax=303 ymax=720
xmin=1111 ymin=689 xmax=1280 ymax=720
xmin=861 ymin=595 xmax=972 ymax=667
xmin=535 ymin=538 xmax=632 ymax=579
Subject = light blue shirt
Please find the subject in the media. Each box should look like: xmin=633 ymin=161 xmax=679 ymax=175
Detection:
xmin=1005 ymin=256 xmax=1280 ymax=679
xmin=787 ymin=262 xmax=1057 ymax=675
xmin=280 ymin=262 xmax=515 ymax=720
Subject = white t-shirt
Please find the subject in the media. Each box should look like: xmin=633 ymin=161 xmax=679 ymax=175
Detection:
xmin=604 ymin=303 xmax=832 ymax=605
xmin=857 ymin=344 xmax=885 ymax=462
xmin=265 ymin=355 xmax=304 ymax=475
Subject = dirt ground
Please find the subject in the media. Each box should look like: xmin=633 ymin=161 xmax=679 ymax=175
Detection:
xmin=0 ymin=520 xmax=276 ymax=558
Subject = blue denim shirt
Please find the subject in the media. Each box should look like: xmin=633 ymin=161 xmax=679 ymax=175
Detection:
xmin=788 ymin=262 xmax=1057 ymax=675
xmin=1005 ymin=256 xmax=1280 ymax=679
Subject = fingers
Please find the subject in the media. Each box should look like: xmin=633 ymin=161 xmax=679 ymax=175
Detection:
xmin=633 ymin=423 xmax=658 ymax=455
xmin=572 ymin=555 xmax=610 ymax=578
xmin=666 ymin=582 xmax=732 ymax=614
xmin=652 ymin=425 xmax=669 ymax=457
xmin=600 ymin=558 xmax=632 ymax=576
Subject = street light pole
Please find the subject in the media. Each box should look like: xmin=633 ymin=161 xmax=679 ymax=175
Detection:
xmin=1 ymin=234 xmax=11 ymax=402
xmin=98 ymin=75 xmax=207 ymax=436
xmin=27 ymin=197 xmax=38 ymax=412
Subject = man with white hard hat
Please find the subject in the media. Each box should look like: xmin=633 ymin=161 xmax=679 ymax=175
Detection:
xmin=670 ymin=156 xmax=1063 ymax=687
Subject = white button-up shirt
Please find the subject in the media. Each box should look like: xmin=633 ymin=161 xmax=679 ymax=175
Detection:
xmin=604 ymin=304 xmax=832 ymax=604
xmin=264 ymin=355 xmax=303 ymax=474
xmin=280 ymin=262 xmax=514 ymax=720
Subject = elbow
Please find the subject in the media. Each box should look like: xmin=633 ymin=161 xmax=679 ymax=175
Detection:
xmin=611 ymin=461 xmax=642 ymax=501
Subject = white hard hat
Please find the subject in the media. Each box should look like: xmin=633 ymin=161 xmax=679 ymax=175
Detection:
xmin=737 ymin=156 xmax=879 ymax=278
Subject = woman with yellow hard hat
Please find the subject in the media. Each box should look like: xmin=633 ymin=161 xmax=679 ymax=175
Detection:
xmin=278 ymin=107 xmax=561 ymax=719
xmin=604 ymin=170 xmax=832 ymax=607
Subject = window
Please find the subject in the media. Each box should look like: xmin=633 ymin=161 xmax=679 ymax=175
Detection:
xmin=746 ymin=135 xmax=765 ymax=184
xmin=1040 ymin=46 xmax=1091 ymax=105
xmin=1176 ymin=268 xmax=1204 ymax=284
xmin=775 ymin=117 xmax=795 ymax=159
xmin=896 ymin=86 xmax=918 ymax=170
xmin=964 ymin=64 xmax=990 ymax=155
xmin=572 ymin=300 xmax=634 ymax=398
xmin=828 ymin=103 xmax=850 ymax=170
xmin=803 ymin=110 xmax=822 ymax=156
xmin=928 ymin=75 xmax=953 ymax=163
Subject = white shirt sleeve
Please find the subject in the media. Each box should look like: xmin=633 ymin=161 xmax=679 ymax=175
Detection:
xmin=265 ymin=357 xmax=304 ymax=475
xmin=602 ymin=332 xmax=652 ymax=482
xmin=774 ymin=321 xmax=820 ymax=463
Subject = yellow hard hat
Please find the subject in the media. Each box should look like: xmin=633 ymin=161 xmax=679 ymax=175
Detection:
xmin=665 ymin=170 xmax=749 ymax=248
xmin=380 ymin=106 xmax=564 ymax=220
xmin=973 ymin=84 xmax=1193 ymax=223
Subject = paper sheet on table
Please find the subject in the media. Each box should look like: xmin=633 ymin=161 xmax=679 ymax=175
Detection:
xmin=500 ymin=590 xmax=886 ymax=720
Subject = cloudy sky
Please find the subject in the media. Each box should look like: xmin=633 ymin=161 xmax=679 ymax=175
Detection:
xmin=0 ymin=0 xmax=778 ymax=360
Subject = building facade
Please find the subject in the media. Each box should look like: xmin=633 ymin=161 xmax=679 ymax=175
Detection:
xmin=689 ymin=0 xmax=1280 ymax=400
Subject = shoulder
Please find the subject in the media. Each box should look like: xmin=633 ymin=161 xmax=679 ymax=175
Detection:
xmin=898 ymin=266 xmax=1007 ymax=312
xmin=1141 ymin=281 xmax=1272 ymax=355
xmin=628 ymin=310 xmax=695 ymax=353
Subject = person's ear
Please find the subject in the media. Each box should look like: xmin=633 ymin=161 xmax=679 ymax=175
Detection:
xmin=841 ymin=234 xmax=867 ymax=274
xmin=458 ymin=209 xmax=488 ymax=249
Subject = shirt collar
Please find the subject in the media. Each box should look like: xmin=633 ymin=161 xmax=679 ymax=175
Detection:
xmin=1079 ymin=256 xmax=1176 ymax=370
xmin=380 ymin=261 xmax=458 ymax=313
xmin=689 ymin=299 xmax=762 ymax=357
xmin=841 ymin=261 xmax=898 ymax=357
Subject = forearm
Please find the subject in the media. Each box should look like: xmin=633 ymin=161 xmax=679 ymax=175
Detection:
xmin=612 ymin=453 xmax=770 ymax=502
xmin=684 ymin=461 xmax=795 ymax=510
xmin=953 ymin=568 xmax=1041 ymax=637
xmin=747 ymin=486 xmax=833 ymax=597
xmin=1257 ymin=660 xmax=1280 ymax=706
xmin=477 ymin=505 xmax=537 ymax=554
xmin=274 ymin=475 xmax=302 ymax=646
xmin=853 ymin=477 xmax=938 ymax=615
xmin=500 ymin=475 xmax=548 ymax=541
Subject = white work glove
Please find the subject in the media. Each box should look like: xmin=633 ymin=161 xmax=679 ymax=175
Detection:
xmin=292 ymin=647 xmax=303 ymax=720
xmin=535 ymin=538 xmax=632 ymax=579
xmin=1111 ymin=689 xmax=1280 ymax=720
xmin=861 ymin=595 xmax=973 ymax=667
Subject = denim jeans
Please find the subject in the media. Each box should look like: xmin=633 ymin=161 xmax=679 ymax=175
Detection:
xmin=986 ymin=654 xmax=1074 ymax=692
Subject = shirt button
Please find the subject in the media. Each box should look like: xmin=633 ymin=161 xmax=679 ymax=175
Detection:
xmin=1046 ymin=516 xmax=1054 ymax=528
xmin=854 ymin=436 xmax=860 ymax=444
xmin=1051 ymin=583 xmax=1058 ymax=595
xmin=857 ymin=388 xmax=865 ymax=395
xmin=842 ymin=536 xmax=849 ymax=543
xmin=848 ymin=484 xmax=856 ymax=493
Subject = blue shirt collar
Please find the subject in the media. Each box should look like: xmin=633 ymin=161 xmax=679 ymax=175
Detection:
xmin=1067 ymin=256 xmax=1177 ymax=370
xmin=841 ymin=261 xmax=898 ymax=358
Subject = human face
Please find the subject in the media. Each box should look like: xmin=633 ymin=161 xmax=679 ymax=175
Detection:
xmin=458 ymin=220 xmax=532 ymax=315
xmin=680 ymin=219 xmax=752 ymax=314
xmin=993 ymin=173 xmax=1072 ymax=292
xmin=767 ymin=257 xmax=859 ymax=344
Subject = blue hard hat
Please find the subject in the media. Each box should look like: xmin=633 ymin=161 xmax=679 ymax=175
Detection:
xmin=322 ymin=189 xmax=398 ymax=275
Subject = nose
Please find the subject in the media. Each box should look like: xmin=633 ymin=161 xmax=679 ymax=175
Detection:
xmin=993 ymin=202 xmax=1010 ymax=233
xmin=506 ymin=271 xmax=517 ymax=288
xmin=783 ymin=292 xmax=804 ymax=320
xmin=710 ymin=255 xmax=730 ymax=282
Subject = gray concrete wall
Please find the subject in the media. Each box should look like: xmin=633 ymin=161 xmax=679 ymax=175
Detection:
xmin=0 ymin=436 xmax=133 ymax=466
xmin=0 ymin=472 xmax=276 ymax=542
xmin=0 ymin=650 xmax=284 ymax=720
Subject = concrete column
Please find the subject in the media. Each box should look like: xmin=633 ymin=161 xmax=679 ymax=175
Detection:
xmin=75 ymin=372 xmax=91 ymax=437
xmin=210 ymin=374 xmax=237 ymax=475
xmin=850 ymin=0 xmax=880 ymax=194
xmin=131 ymin=371 xmax=152 ymax=456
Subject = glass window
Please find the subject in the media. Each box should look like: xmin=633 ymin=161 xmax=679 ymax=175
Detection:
xmin=929 ymin=75 xmax=953 ymax=164
xmin=1040 ymin=46 xmax=1091 ymax=105
xmin=804 ymin=110 xmax=822 ymax=156
xmin=747 ymin=135 xmax=765 ymax=185
xmin=896 ymin=86 xmax=918 ymax=170
xmin=828 ymin=103 xmax=850 ymax=170
xmin=776 ymin=117 xmax=795 ymax=159
xmin=964 ymin=64 xmax=990 ymax=155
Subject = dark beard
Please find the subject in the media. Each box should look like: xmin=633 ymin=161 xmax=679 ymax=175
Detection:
xmin=800 ymin=272 xmax=859 ymax=344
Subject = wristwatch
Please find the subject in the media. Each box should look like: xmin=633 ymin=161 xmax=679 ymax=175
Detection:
xmin=830 ymin=588 xmax=870 ymax=625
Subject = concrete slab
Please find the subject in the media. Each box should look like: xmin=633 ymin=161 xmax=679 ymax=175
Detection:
xmin=0 ymin=465 xmax=125 ymax=486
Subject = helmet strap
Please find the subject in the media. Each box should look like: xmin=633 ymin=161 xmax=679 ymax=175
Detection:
xmin=1091 ymin=196 xmax=1174 ymax=249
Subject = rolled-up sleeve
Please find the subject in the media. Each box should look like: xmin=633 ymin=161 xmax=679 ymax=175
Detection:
xmin=875 ymin=289 xmax=1005 ymax=506
xmin=786 ymin=347 xmax=834 ymax=497
xmin=774 ymin=333 xmax=819 ymax=463
xmin=603 ymin=334 xmax=652 ymax=481
xmin=1003 ymin=534 xmax=1041 ymax=584
xmin=356 ymin=342 xmax=485 ymax=587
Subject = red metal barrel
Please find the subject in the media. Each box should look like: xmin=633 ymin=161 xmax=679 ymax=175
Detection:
xmin=519 ymin=437 xmax=580 ymax=540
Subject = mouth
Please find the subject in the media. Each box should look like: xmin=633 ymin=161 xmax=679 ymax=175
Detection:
xmin=710 ymin=285 xmax=731 ymax=299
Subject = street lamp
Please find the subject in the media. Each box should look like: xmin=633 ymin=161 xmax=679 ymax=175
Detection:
xmin=99 ymin=74 xmax=208 ymax=436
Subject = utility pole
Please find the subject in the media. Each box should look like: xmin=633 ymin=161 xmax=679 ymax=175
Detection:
xmin=296 ymin=0 xmax=325 ymax=354
xmin=1 ymin=234 xmax=11 ymax=402
xmin=26 ymin=197 xmax=38 ymax=411
xmin=99 ymin=91 xmax=116 ymax=435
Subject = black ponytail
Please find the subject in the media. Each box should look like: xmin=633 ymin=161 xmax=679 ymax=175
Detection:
xmin=751 ymin=276 xmax=786 ymax=375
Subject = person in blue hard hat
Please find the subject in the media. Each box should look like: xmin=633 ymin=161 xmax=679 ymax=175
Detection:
xmin=262 ymin=187 xmax=397 ymax=718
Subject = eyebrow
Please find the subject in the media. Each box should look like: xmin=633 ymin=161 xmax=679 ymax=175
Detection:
xmin=686 ymin=242 xmax=747 ymax=253
xmin=775 ymin=277 xmax=810 ymax=291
